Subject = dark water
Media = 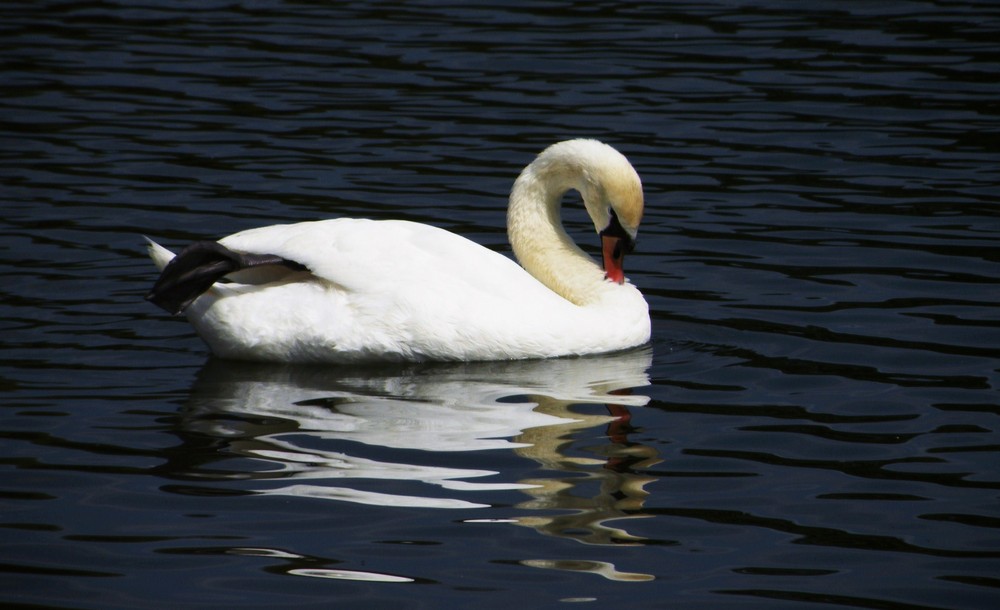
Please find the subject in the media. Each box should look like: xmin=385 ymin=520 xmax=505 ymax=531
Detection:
xmin=2 ymin=1 xmax=999 ymax=608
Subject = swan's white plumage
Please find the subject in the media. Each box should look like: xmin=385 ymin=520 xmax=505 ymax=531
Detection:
xmin=147 ymin=139 xmax=650 ymax=362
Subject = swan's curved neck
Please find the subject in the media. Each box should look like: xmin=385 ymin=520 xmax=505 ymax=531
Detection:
xmin=507 ymin=156 xmax=607 ymax=306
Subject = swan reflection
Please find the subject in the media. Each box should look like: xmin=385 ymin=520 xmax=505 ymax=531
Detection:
xmin=180 ymin=347 xmax=658 ymax=544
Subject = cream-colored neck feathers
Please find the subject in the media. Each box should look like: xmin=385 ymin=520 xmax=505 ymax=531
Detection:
xmin=506 ymin=140 xmax=643 ymax=306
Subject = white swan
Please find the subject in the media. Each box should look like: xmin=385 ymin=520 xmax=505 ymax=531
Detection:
xmin=146 ymin=139 xmax=650 ymax=362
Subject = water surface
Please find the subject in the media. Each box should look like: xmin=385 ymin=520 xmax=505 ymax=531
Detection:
xmin=2 ymin=1 xmax=999 ymax=608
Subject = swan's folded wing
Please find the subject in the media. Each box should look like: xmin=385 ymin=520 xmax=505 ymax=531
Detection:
xmin=217 ymin=218 xmax=567 ymax=307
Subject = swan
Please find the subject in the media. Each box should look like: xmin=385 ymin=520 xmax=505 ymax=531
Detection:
xmin=145 ymin=139 xmax=650 ymax=362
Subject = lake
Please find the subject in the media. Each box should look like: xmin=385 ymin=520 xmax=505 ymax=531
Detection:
xmin=2 ymin=1 xmax=998 ymax=608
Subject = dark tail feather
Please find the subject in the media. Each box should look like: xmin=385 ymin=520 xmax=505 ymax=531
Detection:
xmin=146 ymin=241 xmax=306 ymax=315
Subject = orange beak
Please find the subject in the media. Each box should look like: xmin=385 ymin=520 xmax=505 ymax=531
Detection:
xmin=602 ymin=234 xmax=626 ymax=284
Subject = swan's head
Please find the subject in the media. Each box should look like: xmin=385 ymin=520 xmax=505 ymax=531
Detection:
xmin=554 ymin=140 xmax=644 ymax=284
xmin=509 ymin=139 xmax=645 ymax=296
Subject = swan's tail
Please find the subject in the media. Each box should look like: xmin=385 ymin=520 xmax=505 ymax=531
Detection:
xmin=144 ymin=236 xmax=176 ymax=271
xmin=144 ymin=239 xmax=308 ymax=315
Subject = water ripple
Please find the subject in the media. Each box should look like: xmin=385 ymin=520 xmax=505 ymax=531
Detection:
xmin=2 ymin=1 xmax=998 ymax=608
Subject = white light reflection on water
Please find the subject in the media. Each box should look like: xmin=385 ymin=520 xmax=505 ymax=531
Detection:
xmin=287 ymin=568 xmax=414 ymax=583
xmin=179 ymin=347 xmax=658 ymax=549
xmin=521 ymin=559 xmax=654 ymax=583
xmin=222 ymin=547 xmax=417 ymax=583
